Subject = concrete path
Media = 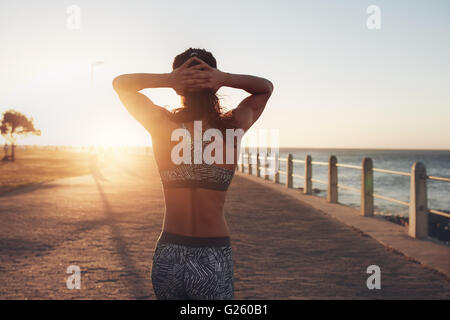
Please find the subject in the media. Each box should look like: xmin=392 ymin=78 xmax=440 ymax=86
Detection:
xmin=239 ymin=173 xmax=450 ymax=279
xmin=0 ymin=154 xmax=449 ymax=299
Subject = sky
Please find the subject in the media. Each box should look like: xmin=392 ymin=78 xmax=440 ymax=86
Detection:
xmin=0 ymin=0 xmax=449 ymax=149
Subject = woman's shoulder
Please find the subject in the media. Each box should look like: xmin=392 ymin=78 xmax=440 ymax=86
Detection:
xmin=220 ymin=110 xmax=243 ymax=131
xmin=157 ymin=107 xmax=183 ymax=128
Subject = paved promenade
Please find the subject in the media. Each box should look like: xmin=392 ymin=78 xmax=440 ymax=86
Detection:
xmin=0 ymin=154 xmax=449 ymax=299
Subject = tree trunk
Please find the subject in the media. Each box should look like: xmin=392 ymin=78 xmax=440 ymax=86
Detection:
xmin=2 ymin=144 xmax=8 ymax=161
xmin=11 ymin=144 xmax=15 ymax=161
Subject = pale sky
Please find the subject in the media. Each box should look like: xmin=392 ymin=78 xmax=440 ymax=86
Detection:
xmin=0 ymin=0 xmax=449 ymax=149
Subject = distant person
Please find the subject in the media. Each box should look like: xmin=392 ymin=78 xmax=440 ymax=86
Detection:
xmin=3 ymin=144 xmax=9 ymax=161
xmin=113 ymin=48 xmax=273 ymax=300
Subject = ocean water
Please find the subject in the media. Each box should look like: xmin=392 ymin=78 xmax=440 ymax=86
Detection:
xmin=245 ymin=149 xmax=450 ymax=217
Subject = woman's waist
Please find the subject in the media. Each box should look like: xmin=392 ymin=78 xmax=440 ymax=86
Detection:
xmin=157 ymin=230 xmax=231 ymax=247
xmin=162 ymin=216 xmax=230 ymax=238
xmin=164 ymin=203 xmax=227 ymax=224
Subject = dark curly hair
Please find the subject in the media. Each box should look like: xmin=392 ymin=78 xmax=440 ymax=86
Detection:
xmin=170 ymin=48 xmax=235 ymax=131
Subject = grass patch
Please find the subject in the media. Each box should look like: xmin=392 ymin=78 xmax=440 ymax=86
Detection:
xmin=0 ymin=148 xmax=96 ymax=195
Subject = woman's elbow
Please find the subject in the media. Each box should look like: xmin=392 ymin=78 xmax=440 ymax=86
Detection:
xmin=266 ymin=79 xmax=274 ymax=94
xmin=112 ymin=75 xmax=129 ymax=92
xmin=112 ymin=76 xmax=122 ymax=92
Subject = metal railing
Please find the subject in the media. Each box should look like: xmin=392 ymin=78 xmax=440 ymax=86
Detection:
xmin=240 ymin=151 xmax=450 ymax=239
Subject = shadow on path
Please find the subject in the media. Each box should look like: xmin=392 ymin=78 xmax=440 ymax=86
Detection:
xmin=90 ymin=158 xmax=150 ymax=299
xmin=0 ymin=182 xmax=58 ymax=198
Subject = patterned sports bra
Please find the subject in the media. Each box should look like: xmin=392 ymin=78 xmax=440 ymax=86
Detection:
xmin=158 ymin=123 xmax=235 ymax=191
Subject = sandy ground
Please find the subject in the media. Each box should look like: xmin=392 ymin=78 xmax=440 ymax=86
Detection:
xmin=0 ymin=154 xmax=449 ymax=299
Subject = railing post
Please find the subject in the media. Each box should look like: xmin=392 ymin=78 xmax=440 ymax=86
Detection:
xmin=328 ymin=155 xmax=338 ymax=203
xmin=286 ymin=153 xmax=293 ymax=188
xmin=361 ymin=157 xmax=374 ymax=216
xmin=409 ymin=162 xmax=428 ymax=239
xmin=256 ymin=152 xmax=261 ymax=177
xmin=264 ymin=152 xmax=269 ymax=180
xmin=273 ymin=152 xmax=279 ymax=184
xmin=248 ymin=152 xmax=252 ymax=175
xmin=304 ymin=155 xmax=312 ymax=194
xmin=240 ymin=152 xmax=244 ymax=172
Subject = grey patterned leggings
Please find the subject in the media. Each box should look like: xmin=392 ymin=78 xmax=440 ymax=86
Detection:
xmin=151 ymin=232 xmax=234 ymax=300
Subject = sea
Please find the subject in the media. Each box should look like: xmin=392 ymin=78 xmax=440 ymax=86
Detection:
xmin=250 ymin=149 xmax=450 ymax=217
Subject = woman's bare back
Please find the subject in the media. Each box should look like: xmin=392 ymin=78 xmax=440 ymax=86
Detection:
xmin=152 ymin=117 xmax=238 ymax=237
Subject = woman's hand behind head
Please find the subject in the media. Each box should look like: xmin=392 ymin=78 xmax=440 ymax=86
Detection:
xmin=182 ymin=61 xmax=226 ymax=93
xmin=170 ymin=56 xmax=207 ymax=95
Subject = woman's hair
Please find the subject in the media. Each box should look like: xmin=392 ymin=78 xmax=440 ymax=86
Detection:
xmin=170 ymin=48 xmax=235 ymax=131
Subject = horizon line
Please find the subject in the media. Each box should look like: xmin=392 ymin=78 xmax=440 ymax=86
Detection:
xmin=14 ymin=144 xmax=450 ymax=151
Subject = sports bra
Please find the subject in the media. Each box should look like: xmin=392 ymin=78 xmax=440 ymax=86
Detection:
xmin=158 ymin=123 xmax=235 ymax=191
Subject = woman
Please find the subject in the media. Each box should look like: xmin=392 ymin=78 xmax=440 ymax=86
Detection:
xmin=113 ymin=48 xmax=273 ymax=300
